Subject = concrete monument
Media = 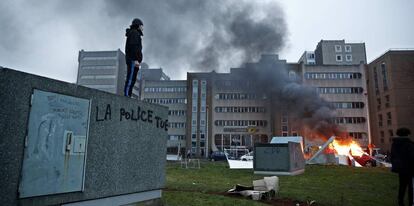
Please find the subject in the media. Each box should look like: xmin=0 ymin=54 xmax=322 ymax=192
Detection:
xmin=0 ymin=68 xmax=168 ymax=206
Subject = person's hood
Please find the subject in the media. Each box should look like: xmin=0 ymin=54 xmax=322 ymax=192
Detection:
xmin=125 ymin=28 xmax=143 ymax=37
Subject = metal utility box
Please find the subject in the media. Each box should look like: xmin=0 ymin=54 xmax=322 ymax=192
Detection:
xmin=254 ymin=142 xmax=305 ymax=176
xmin=19 ymin=89 xmax=91 ymax=198
xmin=1 ymin=68 xmax=168 ymax=206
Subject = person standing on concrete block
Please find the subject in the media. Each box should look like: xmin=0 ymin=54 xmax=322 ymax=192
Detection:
xmin=391 ymin=128 xmax=414 ymax=206
xmin=124 ymin=18 xmax=144 ymax=97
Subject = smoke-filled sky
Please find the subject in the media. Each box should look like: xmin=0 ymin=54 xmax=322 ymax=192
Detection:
xmin=0 ymin=0 xmax=413 ymax=82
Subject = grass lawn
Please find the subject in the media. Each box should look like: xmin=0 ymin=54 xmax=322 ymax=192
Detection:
xmin=163 ymin=161 xmax=398 ymax=206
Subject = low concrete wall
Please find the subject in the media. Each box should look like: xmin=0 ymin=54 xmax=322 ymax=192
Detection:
xmin=0 ymin=68 xmax=168 ymax=205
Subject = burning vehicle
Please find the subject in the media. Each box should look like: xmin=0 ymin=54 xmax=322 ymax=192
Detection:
xmin=306 ymin=136 xmax=388 ymax=167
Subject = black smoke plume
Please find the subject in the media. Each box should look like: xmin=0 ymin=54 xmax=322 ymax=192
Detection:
xmin=104 ymin=0 xmax=287 ymax=74
xmin=241 ymin=56 xmax=347 ymax=141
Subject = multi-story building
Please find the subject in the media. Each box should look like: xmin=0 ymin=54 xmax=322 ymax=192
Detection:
xmin=77 ymin=40 xmax=380 ymax=157
xmin=77 ymin=50 xmax=170 ymax=98
xmin=210 ymin=67 xmax=273 ymax=154
xmin=301 ymin=63 xmax=370 ymax=147
xmin=187 ymin=55 xmax=302 ymax=157
xmin=186 ymin=72 xmax=212 ymax=158
xmin=314 ymin=40 xmax=367 ymax=65
xmin=132 ymin=65 xmax=171 ymax=99
xmin=77 ymin=50 xmax=126 ymax=95
xmin=140 ymin=75 xmax=187 ymax=155
xmin=299 ymin=40 xmax=370 ymax=147
xmin=366 ymin=50 xmax=414 ymax=153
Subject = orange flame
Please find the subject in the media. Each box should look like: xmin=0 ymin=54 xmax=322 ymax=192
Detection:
xmin=331 ymin=138 xmax=364 ymax=157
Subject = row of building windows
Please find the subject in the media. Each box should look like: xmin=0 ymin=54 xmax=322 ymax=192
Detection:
xmin=81 ymin=66 xmax=115 ymax=70
xmin=215 ymin=80 xmax=257 ymax=90
xmin=82 ymin=56 xmax=117 ymax=60
xmin=144 ymin=98 xmax=187 ymax=104
xmin=373 ymin=66 xmax=380 ymax=95
xmin=378 ymin=112 xmax=392 ymax=127
xmin=214 ymin=120 xmax=268 ymax=127
xmin=280 ymin=132 xmax=299 ymax=137
xmin=317 ymin=87 xmax=363 ymax=94
xmin=191 ymin=141 xmax=206 ymax=148
xmin=349 ymin=132 xmax=365 ymax=139
xmin=214 ymin=106 xmax=266 ymax=113
xmin=373 ymin=62 xmax=388 ymax=95
xmin=192 ymin=119 xmax=207 ymax=126
xmin=307 ymin=53 xmax=315 ymax=59
xmin=192 ymin=106 xmax=207 ymax=112
xmin=82 ymin=60 xmax=117 ymax=66
xmin=381 ymin=63 xmax=389 ymax=91
xmin=84 ymin=84 xmax=116 ymax=89
xmin=80 ymin=75 xmax=116 ymax=80
xmin=335 ymin=45 xmax=352 ymax=53
xmin=373 ymin=62 xmax=389 ymax=96
xmin=168 ymin=135 xmax=186 ymax=140
xmin=191 ymin=133 xmax=206 ymax=140
xmin=168 ymin=110 xmax=186 ymax=116
xmin=336 ymin=54 xmax=353 ymax=62
xmin=144 ymin=87 xmax=187 ymax=93
xmin=380 ymin=130 xmax=394 ymax=143
xmin=169 ymin=122 xmax=186 ymax=128
xmin=333 ymin=117 xmax=366 ymax=124
xmin=216 ymin=93 xmax=265 ymax=100
xmin=305 ymin=72 xmax=362 ymax=80
xmin=280 ymin=111 xmax=295 ymax=136
xmin=376 ymin=95 xmax=391 ymax=110
xmin=331 ymin=102 xmax=365 ymax=109
xmin=191 ymin=80 xmax=199 ymax=144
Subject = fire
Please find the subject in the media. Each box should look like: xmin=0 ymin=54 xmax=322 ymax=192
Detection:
xmin=331 ymin=138 xmax=365 ymax=157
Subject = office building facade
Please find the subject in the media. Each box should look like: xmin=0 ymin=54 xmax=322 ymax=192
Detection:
xmin=298 ymin=40 xmax=371 ymax=147
xmin=132 ymin=64 xmax=171 ymax=99
xmin=78 ymin=40 xmax=384 ymax=157
xmin=301 ymin=63 xmax=370 ymax=147
xmin=186 ymin=55 xmax=302 ymax=157
xmin=366 ymin=50 xmax=414 ymax=153
xmin=77 ymin=50 xmax=126 ymax=95
xmin=141 ymin=78 xmax=187 ymax=155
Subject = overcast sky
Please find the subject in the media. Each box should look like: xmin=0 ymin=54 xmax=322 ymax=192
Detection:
xmin=0 ymin=0 xmax=413 ymax=82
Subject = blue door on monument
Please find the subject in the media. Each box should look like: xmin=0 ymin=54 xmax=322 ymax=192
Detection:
xmin=18 ymin=90 xmax=91 ymax=198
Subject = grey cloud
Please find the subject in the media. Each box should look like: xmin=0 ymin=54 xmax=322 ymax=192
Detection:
xmin=0 ymin=0 xmax=287 ymax=79
xmin=103 ymin=0 xmax=287 ymax=74
xmin=0 ymin=2 xmax=24 ymax=51
xmin=0 ymin=0 xmax=345 ymax=140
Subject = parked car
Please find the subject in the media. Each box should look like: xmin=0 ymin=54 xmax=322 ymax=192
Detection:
xmin=240 ymin=151 xmax=254 ymax=161
xmin=209 ymin=151 xmax=227 ymax=161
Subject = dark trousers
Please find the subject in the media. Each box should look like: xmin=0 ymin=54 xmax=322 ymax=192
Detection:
xmin=398 ymin=173 xmax=413 ymax=206
xmin=124 ymin=60 xmax=139 ymax=97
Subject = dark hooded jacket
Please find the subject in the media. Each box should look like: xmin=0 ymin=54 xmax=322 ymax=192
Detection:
xmin=125 ymin=27 xmax=143 ymax=63
xmin=391 ymin=137 xmax=414 ymax=175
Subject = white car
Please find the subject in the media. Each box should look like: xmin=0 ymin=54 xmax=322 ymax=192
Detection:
xmin=240 ymin=151 xmax=253 ymax=161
